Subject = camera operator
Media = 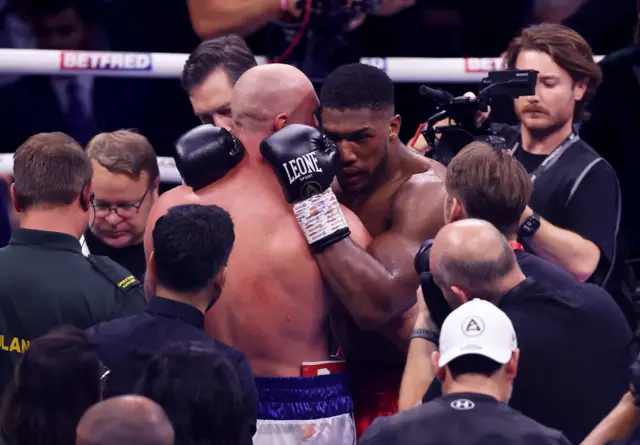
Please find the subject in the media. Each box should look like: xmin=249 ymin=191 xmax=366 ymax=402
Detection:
xmin=186 ymin=0 xmax=414 ymax=78
xmin=187 ymin=0 xmax=414 ymax=38
xmin=408 ymin=219 xmax=631 ymax=444
xmin=492 ymin=24 xmax=620 ymax=289
xmin=360 ymin=299 xmax=572 ymax=445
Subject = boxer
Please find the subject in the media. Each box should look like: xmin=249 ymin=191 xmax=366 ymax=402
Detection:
xmin=263 ymin=63 xmax=447 ymax=437
xmin=144 ymin=64 xmax=369 ymax=445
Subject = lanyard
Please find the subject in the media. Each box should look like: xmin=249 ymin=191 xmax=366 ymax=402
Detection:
xmin=510 ymin=133 xmax=580 ymax=184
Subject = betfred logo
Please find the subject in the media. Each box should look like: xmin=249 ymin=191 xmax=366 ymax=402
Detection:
xmin=464 ymin=58 xmax=504 ymax=73
xmin=60 ymin=52 xmax=152 ymax=71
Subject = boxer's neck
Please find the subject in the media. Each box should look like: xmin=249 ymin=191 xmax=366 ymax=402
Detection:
xmin=520 ymin=120 xmax=573 ymax=155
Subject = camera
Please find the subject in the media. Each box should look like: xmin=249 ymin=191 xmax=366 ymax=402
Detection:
xmin=265 ymin=0 xmax=380 ymax=81
xmin=419 ymin=69 xmax=538 ymax=166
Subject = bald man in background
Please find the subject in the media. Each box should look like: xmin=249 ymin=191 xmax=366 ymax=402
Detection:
xmin=145 ymin=63 xmax=370 ymax=445
xmin=406 ymin=219 xmax=631 ymax=444
xmin=76 ymin=395 xmax=174 ymax=445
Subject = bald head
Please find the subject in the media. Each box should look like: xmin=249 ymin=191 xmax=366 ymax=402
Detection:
xmin=76 ymin=395 xmax=174 ymax=445
xmin=431 ymin=219 xmax=519 ymax=302
xmin=232 ymin=63 xmax=318 ymax=136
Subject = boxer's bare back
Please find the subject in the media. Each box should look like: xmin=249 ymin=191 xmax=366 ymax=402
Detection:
xmin=145 ymin=65 xmax=368 ymax=377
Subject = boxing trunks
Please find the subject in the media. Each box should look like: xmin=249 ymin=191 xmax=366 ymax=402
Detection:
xmin=351 ymin=370 xmax=402 ymax=438
xmin=253 ymin=362 xmax=355 ymax=445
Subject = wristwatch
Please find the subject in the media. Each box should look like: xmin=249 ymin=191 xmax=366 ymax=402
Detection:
xmin=519 ymin=212 xmax=541 ymax=239
xmin=410 ymin=328 xmax=439 ymax=347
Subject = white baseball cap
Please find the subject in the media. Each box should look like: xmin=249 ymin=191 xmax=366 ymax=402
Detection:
xmin=438 ymin=299 xmax=517 ymax=368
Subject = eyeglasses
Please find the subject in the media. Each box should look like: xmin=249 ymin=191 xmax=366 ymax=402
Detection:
xmin=92 ymin=188 xmax=150 ymax=218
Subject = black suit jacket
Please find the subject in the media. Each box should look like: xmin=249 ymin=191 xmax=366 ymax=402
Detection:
xmin=0 ymin=75 xmax=197 ymax=156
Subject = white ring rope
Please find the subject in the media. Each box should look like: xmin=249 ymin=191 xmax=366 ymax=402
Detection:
xmin=0 ymin=48 xmax=606 ymax=182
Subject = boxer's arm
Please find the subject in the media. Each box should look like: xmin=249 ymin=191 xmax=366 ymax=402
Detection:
xmin=316 ymin=176 xmax=446 ymax=332
xmin=188 ymin=0 xmax=290 ymax=38
xmin=143 ymin=187 xmax=198 ymax=300
xmin=374 ymin=0 xmax=416 ymax=16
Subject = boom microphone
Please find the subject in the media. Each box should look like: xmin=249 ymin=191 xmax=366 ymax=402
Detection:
xmin=419 ymin=86 xmax=454 ymax=104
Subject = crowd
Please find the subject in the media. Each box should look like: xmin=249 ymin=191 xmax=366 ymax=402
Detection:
xmin=0 ymin=0 xmax=638 ymax=444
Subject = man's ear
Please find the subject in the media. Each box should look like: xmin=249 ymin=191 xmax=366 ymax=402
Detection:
xmin=9 ymin=183 xmax=19 ymax=212
xmin=152 ymin=177 xmax=161 ymax=198
xmin=213 ymin=266 xmax=227 ymax=292
xmin=573 ymin=79 xmax=588 ymax=102
xmin=273 ymin=113 xmax=289 ymax=132
xmin=449 ymin=197 xmax=466 ymax=223
xmin=83 ymin=180 xmax=93 ymax=209
xmin=450 ymin=285 xmax=470 ymax=303
xmin=389 ymin=114 xmax=402 ymax=140
xmin=432 ymin=351 xmax=447 ymax=382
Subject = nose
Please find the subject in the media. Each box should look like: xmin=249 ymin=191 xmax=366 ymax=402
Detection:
xmin=337 ymin=140 xmax=357 ymax=164
xmin=105 ymin=211 xmax=123 ymax=225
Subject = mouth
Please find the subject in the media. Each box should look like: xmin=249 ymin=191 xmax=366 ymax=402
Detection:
xmin=339 ymin=170 xmax=366 ymax=186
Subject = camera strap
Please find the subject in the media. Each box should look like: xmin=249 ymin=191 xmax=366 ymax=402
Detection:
xmin=509 ymin=132 xmax=580 ymax=184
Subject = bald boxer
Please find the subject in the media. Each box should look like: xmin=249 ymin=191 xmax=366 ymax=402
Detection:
xmin=263 ymin=63 xmax=447 ymax=435
xmin=144 ymin=64 xmax=369 ymax=445
xmin=76 ymin=395 xmax=174 ymax=445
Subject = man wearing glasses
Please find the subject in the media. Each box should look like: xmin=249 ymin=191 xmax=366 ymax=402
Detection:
xmin=83 ymin=130 xmax=160 ymax=280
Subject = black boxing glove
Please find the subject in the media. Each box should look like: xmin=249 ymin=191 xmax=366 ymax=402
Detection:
xmin=261 ymin=124 xmax=349 ymax=252
xmin=414 ymin=239 xmax=452 ymax=329
xmin=174 ymin=125 xmax=245 ymax=191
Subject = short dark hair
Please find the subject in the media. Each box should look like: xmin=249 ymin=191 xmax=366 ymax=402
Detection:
xmin=504 ymin=23 xmax=602 ymax=119
xmin=31 ymin=0 xmax=98 ymax=24
xmin=86 ymin=130 xmax=159 ymax=187
xmin=0 ymin=326 xmax=102 ymax=445
xmin=136 ymin=342 xmax=252 ymax=445
xmin=448 ymin=354 xmax=503 ymax=380
xmin=446 ymin=142 xmax=531 ymax=236
xmin=182 ymin=35 xmax=257 ymax=93
xmin=152 ymin=204 xmax=235 ymax=293
xmin=320 ymin=63 xmax=395 ymax=112
xmin=13 ymin=132 xmax=93 ymax=211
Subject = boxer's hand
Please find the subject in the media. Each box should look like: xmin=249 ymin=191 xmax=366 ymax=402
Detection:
xmin=174 ymin=125 xmax=245 ymax=191
xmin=261 ymin=124 xmax=350 ymax=252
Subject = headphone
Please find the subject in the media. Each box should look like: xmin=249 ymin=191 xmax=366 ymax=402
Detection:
xmin=80 ymin=180 xmax=94 ymax=212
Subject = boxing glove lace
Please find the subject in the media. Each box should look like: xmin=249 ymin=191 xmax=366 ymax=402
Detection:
xmin=261 ymin=124 xmax=350 ymax=252
xmin=175 ymin=125 xmax=245 ymax=191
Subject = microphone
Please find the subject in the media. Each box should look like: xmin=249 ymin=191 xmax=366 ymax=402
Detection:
xmin=419 ymin=86 xmax=453 ymax=104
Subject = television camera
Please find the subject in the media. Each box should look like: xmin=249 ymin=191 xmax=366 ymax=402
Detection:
xmin=419 ymin=69 xmax=538 ymax=165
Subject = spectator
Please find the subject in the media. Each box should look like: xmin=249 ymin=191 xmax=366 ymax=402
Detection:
xmin=0 ymin=132 xmax=145 ymax=395
xmin=83 ymin=130 xmax=160 ymax=280
xmin=0 ymin=326 xmax=104 ymax=445
xmin=137 ymin=342 xmax=254 ymax=445
xmin=88 ymin=204 xmax=257 ymax=433
xmin=0 ymin=0 xmax=36 ymax=88
xmin=360 ymin=300 xmax=571 ymax=445
xmin=182 ymin=35 xmax=257 ymax=130
xmin=414 ymin=220 xmax=631 ymax=444
xmin=76 ymin=395 xmax=174 ymax=445
xmin=0 ymin=0 xmax=167 ymax=153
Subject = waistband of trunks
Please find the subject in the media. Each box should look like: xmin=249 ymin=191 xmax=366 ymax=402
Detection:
xmin=255 ymin=373 xmax=353 ymax=421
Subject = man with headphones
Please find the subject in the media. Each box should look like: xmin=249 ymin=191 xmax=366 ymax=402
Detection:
xmin=0 ymin=132 xmax=146 ymax=396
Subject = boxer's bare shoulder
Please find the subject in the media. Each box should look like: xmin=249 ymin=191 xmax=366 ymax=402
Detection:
xmin=144 ymin=185 xmax=200 ymax=259
xmin=195 ymin=166 xmax=333 ymax=377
